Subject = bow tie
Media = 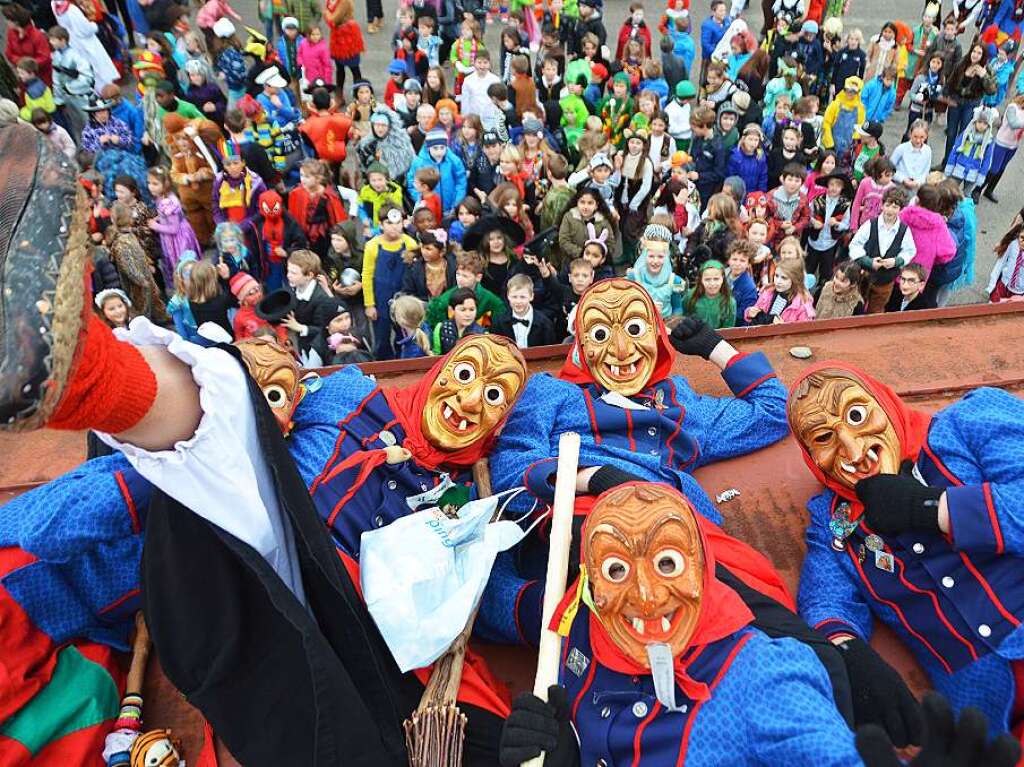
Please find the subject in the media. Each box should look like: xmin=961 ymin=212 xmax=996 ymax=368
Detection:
xmin=512 ymin=317 xmax=530 ymax=326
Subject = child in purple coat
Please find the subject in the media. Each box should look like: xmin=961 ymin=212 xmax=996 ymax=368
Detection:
xmin=147 ymin=167 xmax=202 ymax=287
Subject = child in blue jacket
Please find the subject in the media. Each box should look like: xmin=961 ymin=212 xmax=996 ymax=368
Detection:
xmin=861 ymin=66 xmax=897 ymax=124
xmin=726 ymin=124 xmax=769 ymax=192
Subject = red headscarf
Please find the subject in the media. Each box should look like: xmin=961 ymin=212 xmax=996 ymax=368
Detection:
xmin=557 ymin=278 xmax=676 ymax=391
xmin=555 ymin=484 xmax=754 ymax=701
xmin=382 ymin=335 xmax=526 ymax=471
xmin=787 ymin=361 xmax=932 ymax=511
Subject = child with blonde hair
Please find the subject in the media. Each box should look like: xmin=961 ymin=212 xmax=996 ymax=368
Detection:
xmin=391 ymin=294 xmax=432 ymax=358
xmin=746 ymin=251 xmax=816 ymax=324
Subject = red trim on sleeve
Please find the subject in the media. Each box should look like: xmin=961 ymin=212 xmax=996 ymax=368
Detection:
xmin=571 ymin=657 xmax=598 ymax=722
xmin=723 ymin=352 xmax=748 ymax=369
xmin=114 ymin=471 xmax=140 ymax=534
xmin=625 ymin=409 xmax=636 ymax=452
xmin=734 ymin=372 xmax=776 ymax=400
xmin=99 ymin=588 xmax=140 ymax=615
xmin=958 ymin=551 xmax=1021 ymax=627
xmin=921 ymin=442 xmax=963 ymax=486
xmin=982 ymin=483 xmax=1004 ymax=555
xmin=310 ymin=387 xmax=381 ymax=493
xmin=513 ymin=580 xmax=538 ymax=645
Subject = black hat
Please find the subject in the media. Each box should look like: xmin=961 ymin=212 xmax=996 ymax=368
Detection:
xmin=304 ymin=77 xmax=329 ymax=94
xmin=855 ymin=120 xmax=884 ymax=140
xmin=482 ymin=130 xmax=501 ymax=145
xmin=814 ymin=172 xmax=854 ymax=198
xmin=83 ymin=95 xmax=117 ymax=112
xmin=256 ymin=288 xmax=297 ymax=324
xmin=523 ymin=226 xmax=558 ymax=259
xmin=461 ymin=215 xmax=526 ymax=252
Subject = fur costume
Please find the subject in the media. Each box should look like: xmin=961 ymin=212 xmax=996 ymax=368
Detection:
xmin=162 ymin=114 xmax=222 ymax=246
xmin=325 ymin=0 xmax=364 ymax=62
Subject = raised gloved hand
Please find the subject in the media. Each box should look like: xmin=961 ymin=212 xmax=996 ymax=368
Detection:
xmin=587 ymin=465 xmax=645 ymax=496
xmin=856 ymin=691 xmax=1021 ymax=767
xmin=839 ymin=637 xmax=923 ymax=748
xmin=669 ymin=318 xmax=723 ymax=360
xmin=855 ymin=460 xmax=944 ymax=535
xmin=499 ymin=686 xmax=577 ymax=767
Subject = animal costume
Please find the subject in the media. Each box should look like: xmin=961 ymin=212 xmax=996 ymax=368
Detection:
xmin=162 ymin=114 xmax=221 ymax=246
xmin=501 ymin=483 xmax=862 ymax=766
xmin=790 ymin=362 xmax=1024 ymax=739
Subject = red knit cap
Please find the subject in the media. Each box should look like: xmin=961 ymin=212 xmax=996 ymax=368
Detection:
xmin=229 ymin=271 xmax=259 ymax=299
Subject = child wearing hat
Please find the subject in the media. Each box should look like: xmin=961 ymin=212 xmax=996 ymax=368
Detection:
xmin=383 ymin=60 xmax=406 ymax=109
xmin=212 ymin=140 xmax=268 ymax=225
xmin=821 ymin=75 xmax=865 ymax=158
xmin=358 ymin=162 xmax=404 ymax=233
xmin=407 ymin=129 xmax=469 ymax=217
xmin=211 ymin=19 xmax=248 ymax=107
xmin=275 ymin=17 xmax=305 ymax=80
xmin=944 ymin=106 xmax=997 ymax=201
xmin=567 ymin=151 xmax=621 ymax=211
xmin=597 ymin=71 xmax=634 ymax=148
xmin=806 ymin=170 xmax=852 ymax=285
xmin=560 ymin=76 xmax=592 ymax=148
xmin=316 ymin=302 xmax=373 ymax=363
xmin=230 ymin=271 xmax=277 ymax=341
xmin=665 ymin=79 xmax=696 ymax=150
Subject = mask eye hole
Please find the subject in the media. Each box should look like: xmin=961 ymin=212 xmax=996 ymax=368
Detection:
xmin=846 ymin=405 xmax=867 ymax=426
xmin=601 ymin=556 xmax=630 ymax=583
xmin=453 ymin=362 xmax=476 ymax=384
xmin=813 ymin=432 xmax=832 ymax=445
xmin=653 ymin=549 xmax=685 ymax=577
xmin=264 ymin=385 xmax=287 ymax=408
xmin=589 ymin=324 xmax=610 ymax=344
xmin=484 ymin=384 xmax=504 ymax=406
xmin=624 ymin=318 xmax=648 ymax=338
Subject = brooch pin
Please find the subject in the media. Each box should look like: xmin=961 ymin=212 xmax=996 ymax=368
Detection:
xmin=829 ymin=503 xmax=858 ymax=551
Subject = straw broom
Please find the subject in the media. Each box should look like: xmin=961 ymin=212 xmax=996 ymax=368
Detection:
xmin=404 ymin=433 xmax=581 ymax=767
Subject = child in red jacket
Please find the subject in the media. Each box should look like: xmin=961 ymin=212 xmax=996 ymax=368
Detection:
xmin=766 ymin=161 xmax=811 ymax=249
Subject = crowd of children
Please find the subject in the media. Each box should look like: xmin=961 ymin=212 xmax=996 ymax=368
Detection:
xmin=6 ymin=0 xmax=1024 ymax=366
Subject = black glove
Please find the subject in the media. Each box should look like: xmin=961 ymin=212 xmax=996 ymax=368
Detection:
xmin=839 ymin=637 xmax=924 ymax=748
xmin=669 ymin=317 xmax=723 ymax=360
xmin=587 ymin=465 xmax=645 ymax=496
xmin=499 ymin=686 xmax=577 ymax=767
xmin=857 ymin=691 xmax=1021 ymax=767
xmin=855 ymin=460 xmax=944 ymax=535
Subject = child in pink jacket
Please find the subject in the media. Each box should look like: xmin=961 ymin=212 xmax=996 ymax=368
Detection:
xmin=745 ymin=257 xmax=817 ymax=324
xmin=850 ymin=155 xmax=896 ymax=229
xmin=899 ymin=184 xmax=955 ymax=280
xmin=196 ymin=0 xmax=242 ymax=33
xmin=297 ymin=27 xmax=334 ymax=86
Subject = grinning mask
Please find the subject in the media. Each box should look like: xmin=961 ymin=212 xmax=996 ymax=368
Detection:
xmin=130 ymin=729 xmax=181 ymax=767
xmin=788 ymin=368 xmax=901 ymax=490
xmin=421 ymin=335 xmax=527 ymax=451
xmin=236 ymin=336 xmax=304 ymax=435
xmin=576 ymin=279 xmax=660 ymax=397
xmin=585 ymin=484 xmax=704 ymax=667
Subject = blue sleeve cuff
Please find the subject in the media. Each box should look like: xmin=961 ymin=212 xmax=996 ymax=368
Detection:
xmin=722 ymin=351 xmax=777 ymax=398
xmin=524 ymin=457 xmax=560 ymax=502
xmin=812 ymin=618 xmax=861 ymax=641
xmin=947 ymin=483 xmax=1004 ymax=555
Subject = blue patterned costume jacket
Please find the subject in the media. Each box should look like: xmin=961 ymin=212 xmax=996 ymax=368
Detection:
xmin=480 ymin=353 xmax=789 ymax=645
xmin=560 ymin=605 xmax=862 ymax=766
xmin=0 ymin=366 xmax=490 ymax=649
xmin=799 ymin=388 xmax=1024 ymax=732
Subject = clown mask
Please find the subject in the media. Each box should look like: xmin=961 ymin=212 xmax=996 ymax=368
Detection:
xmin=421 ymin=336 xmax=527 ymax=451
xmin=236 ymin=336 xmax=304 ymax=435
xmin=577 ymin=279 xmax=659 ymax=397
xmin=789 ymin=368 xmax=901 ymax=489
xmin=130 ymin=729 xmax=181 ymax=767
xmin=585 ymin=484 xmax=703 ymax=667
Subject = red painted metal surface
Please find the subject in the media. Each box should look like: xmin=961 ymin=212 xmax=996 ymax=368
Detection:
xmin=2 ymin=302 xmax=1023 ymax=762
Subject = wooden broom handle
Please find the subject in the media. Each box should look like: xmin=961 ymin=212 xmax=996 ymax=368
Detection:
xmin=523 ymin=432 xmax=581 ymax=767
xmin=126 ymin=612 xmax=152 ymax=696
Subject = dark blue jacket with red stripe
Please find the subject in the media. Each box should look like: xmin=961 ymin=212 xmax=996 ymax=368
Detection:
xmin=799 ymin=387 xmax=1024 ymax=732
xmin=559 ymin=604 xmax=861 ymax=766
xmin=489 ymin=352 xmax=788 ymax=526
